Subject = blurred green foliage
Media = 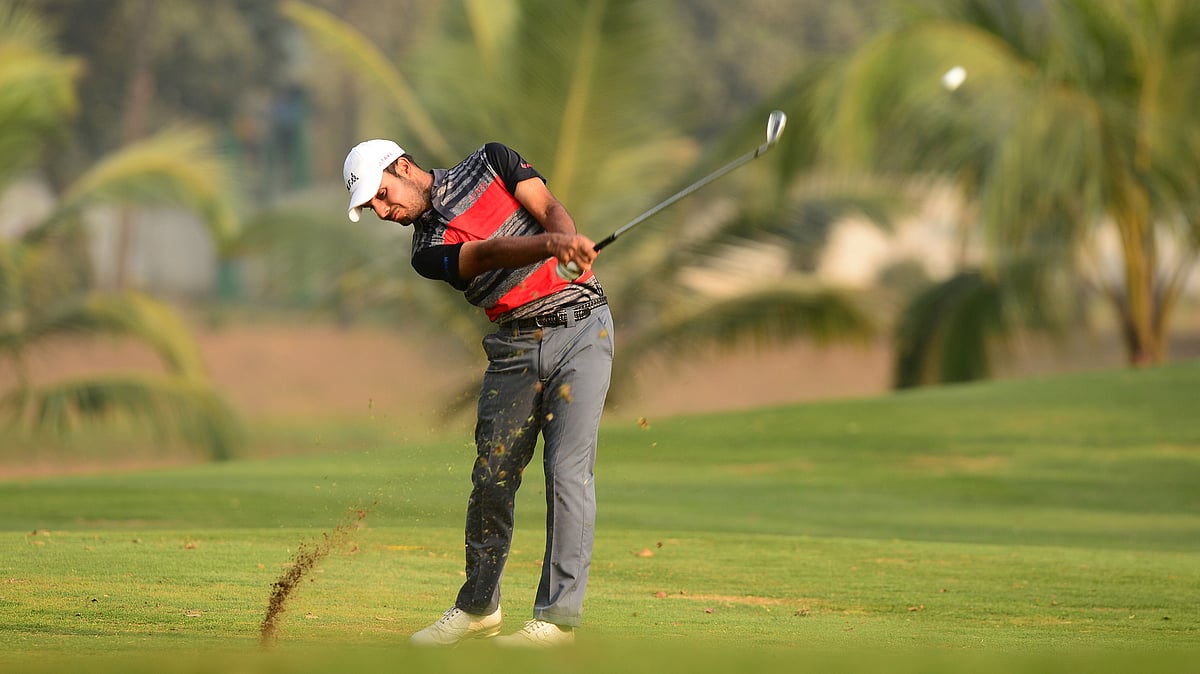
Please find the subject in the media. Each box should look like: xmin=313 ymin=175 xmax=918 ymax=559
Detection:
xmin=813 ymin=0 xmax=1200 ymax=380
xmin=0 ymin=2 xmax=243 ymax=460
xmin=4 ymin=0 xmax=1198 ymax=434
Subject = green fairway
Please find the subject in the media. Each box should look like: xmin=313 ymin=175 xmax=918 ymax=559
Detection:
xmin=1 ymin=362 xmax=1198 ymax=672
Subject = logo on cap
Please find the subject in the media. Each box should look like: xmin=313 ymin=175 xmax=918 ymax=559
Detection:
xmin=346 ymin=172 xmax=358 ymax=191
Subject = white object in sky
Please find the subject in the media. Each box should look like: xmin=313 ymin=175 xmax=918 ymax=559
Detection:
xmin=942 ymin=66 xmax=967 ymax=91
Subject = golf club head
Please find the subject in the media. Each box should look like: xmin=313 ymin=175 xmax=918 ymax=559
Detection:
xmin=766 ymin=110 xmax=787 ymax=147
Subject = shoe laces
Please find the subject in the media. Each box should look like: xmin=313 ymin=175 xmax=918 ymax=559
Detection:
xmin=519 ymin=619 xmax=556 ymax=634
xmin=436 ymin=607 xmax=463 ymax=625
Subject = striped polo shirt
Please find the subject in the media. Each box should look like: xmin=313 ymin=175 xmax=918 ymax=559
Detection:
xmin=411 ymin=143 xmax=605 ymax=323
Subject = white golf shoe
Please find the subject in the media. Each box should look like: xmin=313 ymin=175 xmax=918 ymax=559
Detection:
xmin=409 ymin=606 xmax=502 ymax=646
xmin=494 ymin=619 xmax=575 ymax=648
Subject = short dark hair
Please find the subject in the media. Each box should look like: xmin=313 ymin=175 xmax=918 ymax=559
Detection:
xmin=384 ymin=154 xmax=421 ymax=176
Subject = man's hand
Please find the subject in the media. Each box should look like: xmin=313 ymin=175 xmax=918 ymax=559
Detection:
xmin=514 ymin=177 xmax=596 ymax=281
xmin=457 ymin=178 xmax=597 ymax=281
xmin=546 ymin=232 xmax=597 ymax=276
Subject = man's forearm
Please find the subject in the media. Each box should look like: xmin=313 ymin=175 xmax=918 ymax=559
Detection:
xmin=460 ymin=234 xmax=557 ymax=278
xmin=458 ymin=232 xmax=596 ymax=281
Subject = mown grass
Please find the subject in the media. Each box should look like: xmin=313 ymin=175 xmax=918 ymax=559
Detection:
xmin=1 ymin=361 xmax=1198 ymax=672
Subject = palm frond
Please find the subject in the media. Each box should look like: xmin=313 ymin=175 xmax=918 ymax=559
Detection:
xmin=545 ymin=0 xmax=606 ymax=206
xmin=1134 ymin=3 xmax=1200 ymax=230
xmin=607 ymin=283 xmax=874 ymax=405
xmin=27 ymin=292 xmax=209 ymax=381
xmin=408 ymin=0 xmax=692 ymax=229
xmin=527 ymin=0 xmax=691 ymax=221
xmin=0 ymin=2 xmax=81 ymax=186
xmin=704 ymin=176 xmax=904 ymax=258
xmin=619 ymin=284 xmax=875 ymax=366
xmin=463 ymin=0 xmax=518 ymax=70
xmin=45 ymin=127 xmax=239 ymax=249
xmin=1 ymin=237 xmax=91 ymax=358
xmin=823 ymin=0 xmax=1200 ymax=368
xmin=823 ymin=18 xmax=1036 ymax=174
xmin=893 ymin=269 xmax=1004 ymax=388
xmin=978 ymin=84 xmax=1106 ymax=253
xmin=766 ymin=61 xmax=837 ymax=195
xmin=0 ymin=373 xmax=242 ymax=461
xmin=283 ymin=0 xmax=698 ymax=242
xmin=280 ymin=0 xmax=456 ymax=165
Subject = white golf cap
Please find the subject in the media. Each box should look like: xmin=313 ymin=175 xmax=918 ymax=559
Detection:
xmin=343 ymin=139 xmax=404 ymax=222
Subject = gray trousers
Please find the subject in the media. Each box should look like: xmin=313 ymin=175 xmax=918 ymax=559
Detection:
xmin=455 ymin=305 xmax=613 ymax=627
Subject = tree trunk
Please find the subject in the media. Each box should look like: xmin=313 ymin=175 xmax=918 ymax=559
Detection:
xmin=113 ymin=0 xmax=158 ymax=290
xmin=1113 ymin=186 xmax=1165 ymax=367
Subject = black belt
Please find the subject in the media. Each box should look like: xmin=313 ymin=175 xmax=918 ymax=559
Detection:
xmin=503 ymin=297 xmax=608 ymax=330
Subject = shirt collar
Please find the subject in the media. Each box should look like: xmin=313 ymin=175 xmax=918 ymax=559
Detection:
xmin=427 ymin=168 xmax=453 ymax=221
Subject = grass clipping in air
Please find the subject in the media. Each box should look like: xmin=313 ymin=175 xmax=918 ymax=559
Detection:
xmin=260 ymin=508 xmax=368 ymax=647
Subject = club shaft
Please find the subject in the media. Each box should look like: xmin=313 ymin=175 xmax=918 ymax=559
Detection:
xmin=593 ymin=141 xmax=772 ymax=252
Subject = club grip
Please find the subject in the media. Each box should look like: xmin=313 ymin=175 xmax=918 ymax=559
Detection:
xmin=555 ymin=260 xmax=582 ymax=281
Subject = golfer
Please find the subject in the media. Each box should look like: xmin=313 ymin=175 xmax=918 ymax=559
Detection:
xmin=343 ymin=139 xmax=613 ymax=647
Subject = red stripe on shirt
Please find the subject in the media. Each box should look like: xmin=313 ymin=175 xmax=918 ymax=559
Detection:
xmin=485 ymin=259 xmax=594 ymax=321
xmin=442 ymin=179 xmax=520 ymax=244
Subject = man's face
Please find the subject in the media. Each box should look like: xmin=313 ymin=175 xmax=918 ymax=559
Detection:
xmin=363 ymin=160 xmax=429 ymax=225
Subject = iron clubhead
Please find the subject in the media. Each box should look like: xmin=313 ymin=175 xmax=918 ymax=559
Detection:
xmin=766 ymin=110 xmax=787 ymax=147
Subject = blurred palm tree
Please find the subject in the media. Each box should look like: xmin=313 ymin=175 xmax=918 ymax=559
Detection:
xmin=0 ymin=0 xmax=78 ymax=185
xmin=0 ymin=3 xmax=241 ymax=460
xmin=817 ymin=0 xmax=1200 ymax=385
xmin=280 ymin=0 xmax=878 ymax=411
xmin=0 ymin=243 xmax=241 ymax=461
xmin=596 ymin=87 xmax=888 ymax=400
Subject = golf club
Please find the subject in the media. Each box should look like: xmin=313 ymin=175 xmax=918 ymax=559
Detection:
xmin=557 ymin=109 xmax=788 ymax=280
